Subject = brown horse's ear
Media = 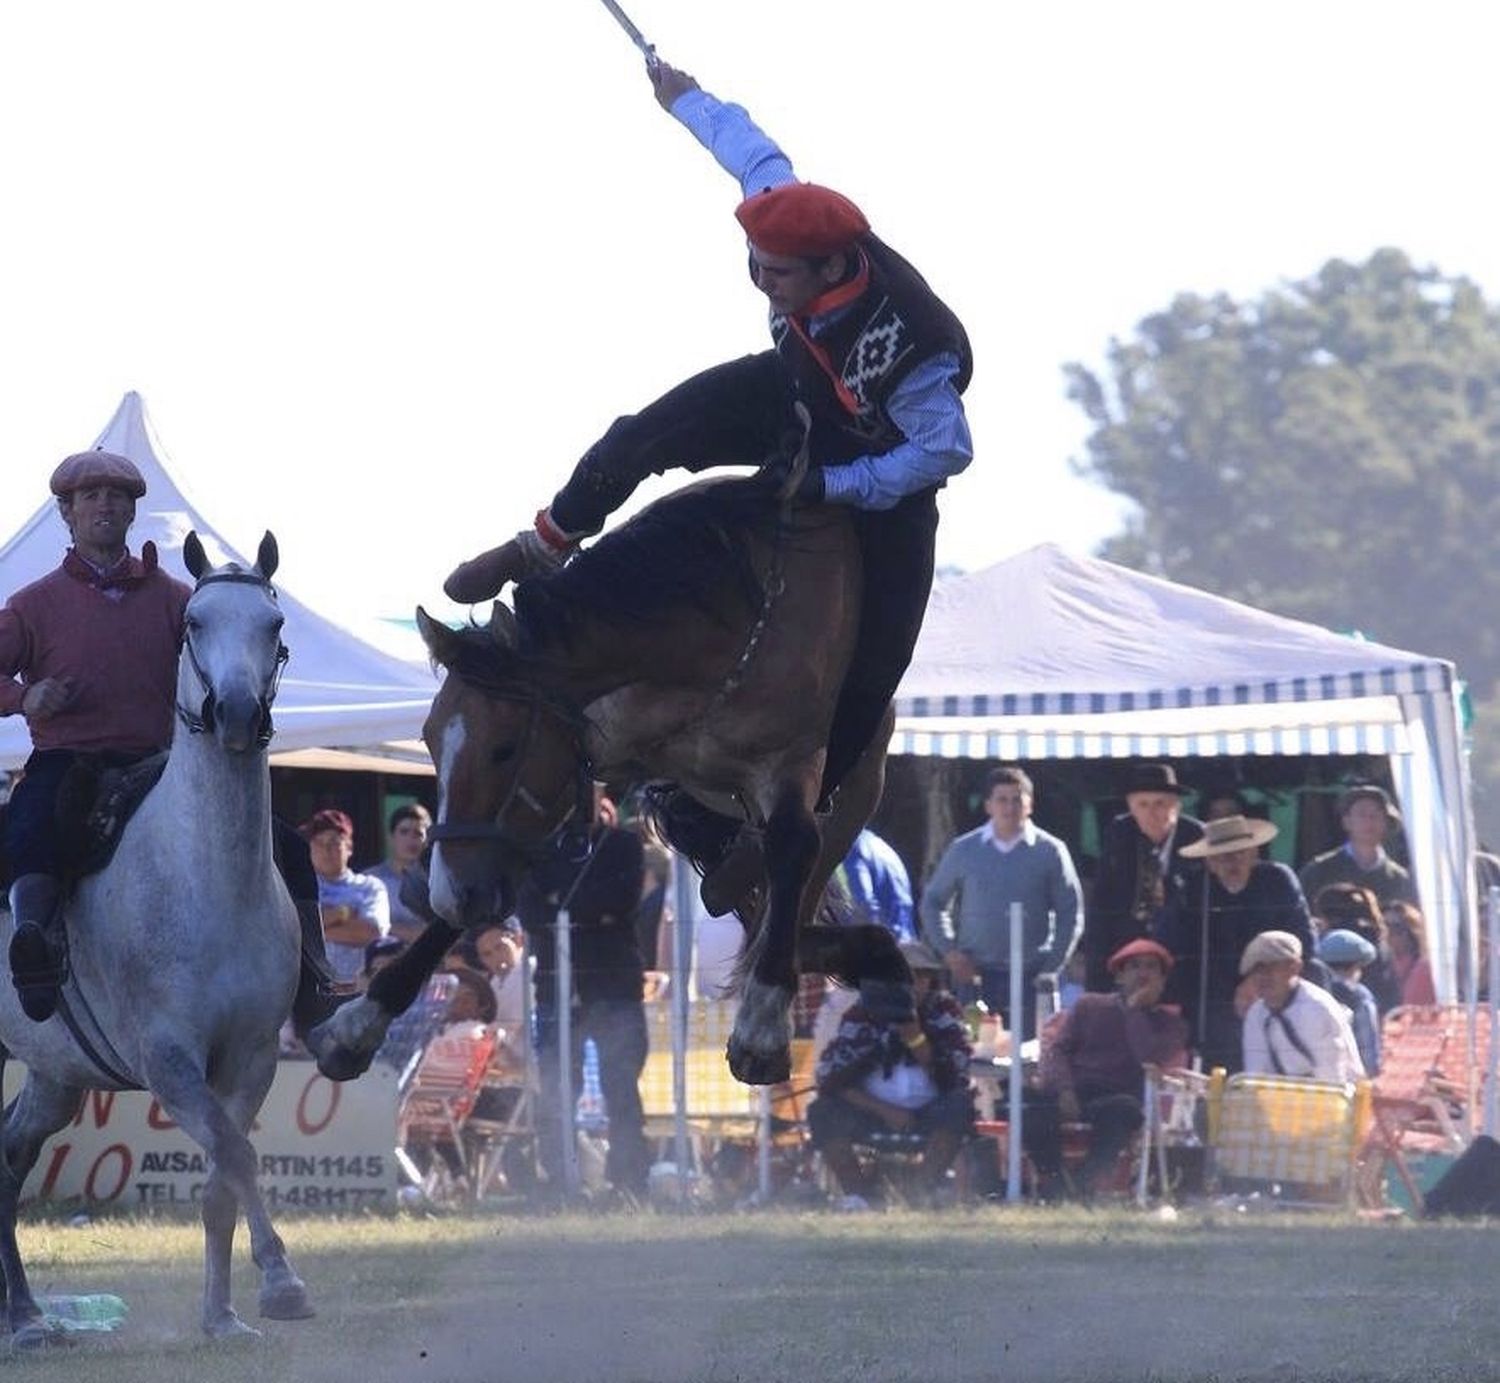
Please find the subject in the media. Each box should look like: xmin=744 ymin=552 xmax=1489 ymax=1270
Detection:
xmin=183 ymin=531 xmax=209 ymax=581
xmin=255 ymin=531 xmax=279 ymax=582
xmin=416 ymin=606 xmax=464 ymax=669
xmin=489 ymin=602 xmax=518 ymax=648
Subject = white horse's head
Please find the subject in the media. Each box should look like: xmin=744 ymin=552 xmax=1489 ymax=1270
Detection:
xmin=179 ymin=531 xmax=289 ymax=754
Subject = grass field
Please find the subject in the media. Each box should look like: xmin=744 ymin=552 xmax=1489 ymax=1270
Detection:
xmin=5 ymin=1202 xmax=1499 ymax=1383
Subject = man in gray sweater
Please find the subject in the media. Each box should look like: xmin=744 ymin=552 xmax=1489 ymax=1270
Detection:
xmin=919 ymin=766 xmax=1084 ymax=1041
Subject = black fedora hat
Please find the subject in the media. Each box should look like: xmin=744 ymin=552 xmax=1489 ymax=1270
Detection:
xmin=1123 ymin=763 xmax=1189 ymax=797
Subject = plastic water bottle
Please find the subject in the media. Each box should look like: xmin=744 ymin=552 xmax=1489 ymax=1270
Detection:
xmin=37 ymin=1294 xmax=128 ymax=1333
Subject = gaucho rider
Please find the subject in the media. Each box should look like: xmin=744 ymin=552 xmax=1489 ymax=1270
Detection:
xmin=444 ymin=60 xmax=974 ymax=873
xmin=0 ymin=450 xmax=343 ymax=1046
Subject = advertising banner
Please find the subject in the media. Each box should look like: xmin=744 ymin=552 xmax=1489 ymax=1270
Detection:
xmin=3 ymin=1058 xmax=401 ymax=1211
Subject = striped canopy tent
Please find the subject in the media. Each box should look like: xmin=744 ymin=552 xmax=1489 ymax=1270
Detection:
xmin=892 ymin=543 xmax=1476 ymax=1001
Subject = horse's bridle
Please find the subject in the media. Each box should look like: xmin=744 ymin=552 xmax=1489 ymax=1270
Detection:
xmin=175 ymin=570 xmax=290 ymax=749
xmin=426 ymin=678 xmax=595 ymax=860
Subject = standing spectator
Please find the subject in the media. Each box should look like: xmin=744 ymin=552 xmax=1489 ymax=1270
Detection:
xmin=1158 ymin=815 xmax=1315 ymax=1074
xmin=1299 ymin=784 xmax=1418 ymax=911
xmin=1026 ymin=938 xmax=1188 ymax=1200
xmin=1382 ymin=901 xmax=1437 ymax=1007
xmin=1316 ymin=930 xmax=1382 ymax=1076
xmin=1086 ymin=764 xmax=1204 ymax=993
xmin=366 ymin=802 xmax=433 ymax=943
xmin=518 ymin=787 xmax=651 ymax=1204
xmin=1312 ymin=882 xmax=1401 ymax=1015
xmin=808 ymin=941 xmax=974 ymax=1210
xmin=919 ymin=766 xmax=1083 ymax=1042
xmin=1240 ymin=931 xmax=1364 ymax=1084
xmin=301 ymin=808 xmax=390 ymax=990
xmin=838 ymin=827 xmax=917 ymax=941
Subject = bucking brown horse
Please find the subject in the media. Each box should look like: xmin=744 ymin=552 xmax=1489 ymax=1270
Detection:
xmin=309 ymin=475 xmax=909 ymax=1086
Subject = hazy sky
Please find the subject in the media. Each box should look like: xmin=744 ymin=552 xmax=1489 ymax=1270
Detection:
xmin=3 ymin=0 xmax=1497 ymax=624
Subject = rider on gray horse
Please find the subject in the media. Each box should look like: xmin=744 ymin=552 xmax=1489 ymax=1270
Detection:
xmin=444 ymin=60 xmax=974 ymax=868
xmin=0 ymin=450 xmax=341 ymax=1042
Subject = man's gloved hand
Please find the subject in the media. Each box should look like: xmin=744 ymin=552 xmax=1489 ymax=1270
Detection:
xmin=649 ymin=61 xmax=699 ymax=111
xmin=755 ymin=451 xmax=826 ymax=506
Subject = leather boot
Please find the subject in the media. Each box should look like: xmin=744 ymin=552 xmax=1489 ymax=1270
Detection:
xmin=290 ymin=899 xmax=345 ymax=1045
xmin=443 ymin=510 xmax=579 ymax=603
xmin=8 ymin=874 xmax=65 ymax=1023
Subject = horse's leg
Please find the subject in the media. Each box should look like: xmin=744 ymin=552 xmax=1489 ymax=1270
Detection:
xmin=0 ymin=1069 xmax=85 ymax=1349
xmin=728 ymin=774 xmax=822 ymax=1085
xmin=143 ymin=1044 xmax=312 ymax=1336
xmin=796 ymin=710 xmax=911 ymax=988
xmin=306 ymin=915 xmax=462 ymax=1081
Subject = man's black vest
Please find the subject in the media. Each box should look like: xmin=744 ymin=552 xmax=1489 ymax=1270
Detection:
xmin=769 ymin=235 xmax=973 ymax=466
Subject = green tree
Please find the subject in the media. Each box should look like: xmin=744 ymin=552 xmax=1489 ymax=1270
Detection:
xmin=1067 ymin=248 xmax=1500 ymax=838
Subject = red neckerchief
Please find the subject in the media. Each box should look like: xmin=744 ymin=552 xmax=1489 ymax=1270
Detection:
xmin=784 ymin=249 xmax=871 ymax=417
xmin=62 ymin=541 xmax=159 ymax=591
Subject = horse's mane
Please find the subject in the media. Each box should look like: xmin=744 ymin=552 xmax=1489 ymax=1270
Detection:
xmin=513 ymin=477 xmax=784 ymax=653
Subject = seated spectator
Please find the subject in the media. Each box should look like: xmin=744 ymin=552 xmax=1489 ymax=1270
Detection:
xmin=1316 ymin=929 xmax=1381 ymax=1076
xmin=366 ymin=803 xmax=433 ymax=943
xmin=446 ymin=965 xmax=500 ymax=1027
xmin=1158 ymin=815 xmax=1314 ymax=1074
xmin=1313 ymin=882 xmax=1400 ymax=1014
xmin=1240 ymin=931 xmax=1364 ymax=1084
xmin=466 ymin=919 xmax=528 ymax=1030
xmin=1382 ymin=901 xmax=1437 ymax=1007
xmin=1025 ymin=938 xmax=1188 ymax=1201
xmin=301 ymin=808 xmax=390 ymax=990
xmin=1299 ymin=784 xmax=1418 ymax=911
xmin=808 ymin=942 xmax=973 ymax=1208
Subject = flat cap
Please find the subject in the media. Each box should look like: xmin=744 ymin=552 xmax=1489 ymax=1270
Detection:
xmin=1317 ymin=929 xmax=1378 ymax=967
xmin=1240 ymin=930 xmax=1304 ymax=975
xmin=1108 ymin=937 xmax=1175 ymax=973
xmin=735 ymin=182 xmax=870 ymax=258
xmin=299 ymin=808 xmax=354 ymax=840
xmin=50 ymin=450 xmax=147 ymax=499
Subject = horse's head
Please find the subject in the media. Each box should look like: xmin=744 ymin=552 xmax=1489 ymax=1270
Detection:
xmin=178 ymin=531 xmax=289 ymax=754
xmin=417 ymin=604 xmax=592 ymax=927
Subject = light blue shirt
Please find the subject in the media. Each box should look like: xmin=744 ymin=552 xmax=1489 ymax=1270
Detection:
xmin=672 ymin=89 xmax=973 ymax=511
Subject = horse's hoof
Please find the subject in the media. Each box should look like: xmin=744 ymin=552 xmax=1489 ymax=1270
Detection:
xmin=259 ymin=1278 xmax=315 ymax=1321
xmin=726 ymin=1039 xmax=790 ymax=1086
xmin=203 ymin=1310 xmax=261 ymax=1340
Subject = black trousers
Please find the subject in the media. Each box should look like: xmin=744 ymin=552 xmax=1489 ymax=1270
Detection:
xmin=551 ymin=352 xmax=938 ymax=799
xmin=1022 ymin=1086 xmax=1146 ymax=1179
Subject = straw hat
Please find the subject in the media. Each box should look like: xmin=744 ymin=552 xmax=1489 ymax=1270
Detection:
xmin=1179 ymin=814 xmax=1278 ymax=859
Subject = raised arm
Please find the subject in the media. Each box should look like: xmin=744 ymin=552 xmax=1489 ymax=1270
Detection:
xmin=648 ymin=62 xmax=796 ymax=196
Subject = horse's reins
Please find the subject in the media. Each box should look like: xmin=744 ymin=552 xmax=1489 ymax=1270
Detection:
xmin=175 ymin=570 xmax=290 ymax=747
xmin=426 ymin=679 xmax=595 ymax=858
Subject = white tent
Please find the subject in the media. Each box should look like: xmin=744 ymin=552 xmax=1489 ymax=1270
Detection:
xmin=891 ymin=543 xmax=1477 ymax=1001
xmin=0 ymin=393 xmax=435 ymax=764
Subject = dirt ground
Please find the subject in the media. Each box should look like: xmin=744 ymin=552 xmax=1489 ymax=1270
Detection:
xmin=8 ymin=1204 xmax=1500 ymax=1383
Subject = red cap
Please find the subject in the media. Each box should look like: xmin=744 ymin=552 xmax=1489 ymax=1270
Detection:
xmin=50 ymin=450 xmax=146 ymax=499
xmin=734 ymin=182 xmax=870 ymax=258
xmin=299 ymin=808 xmax=354 ymax=841
xmin=1107 ymin=937 xmax=1175 ymax=973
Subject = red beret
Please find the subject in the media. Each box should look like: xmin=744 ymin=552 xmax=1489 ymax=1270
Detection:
xmin=1107 ymin=937 xmax=1175 ymax=973
xmin=50 ymin=450 xmax=147 ymax=500
xmin=300 ymin=809 xmax=354 ymax=841
xmin=734 ymin=182 xmax=870 ymax=258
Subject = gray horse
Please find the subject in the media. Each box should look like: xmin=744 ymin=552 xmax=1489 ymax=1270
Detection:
xmin=0 ymin=531 xmax=313 ymax=1347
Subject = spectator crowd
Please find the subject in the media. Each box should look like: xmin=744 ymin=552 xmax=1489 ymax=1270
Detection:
xmin=273 ymin=762 xmax=1446 ymax=1210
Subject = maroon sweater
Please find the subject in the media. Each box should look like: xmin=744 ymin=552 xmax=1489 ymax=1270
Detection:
xmin=0 ymin=547 xmax=191 ymax=754
xmin=1040 ymin=993 xmax=1189 ymax=1098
